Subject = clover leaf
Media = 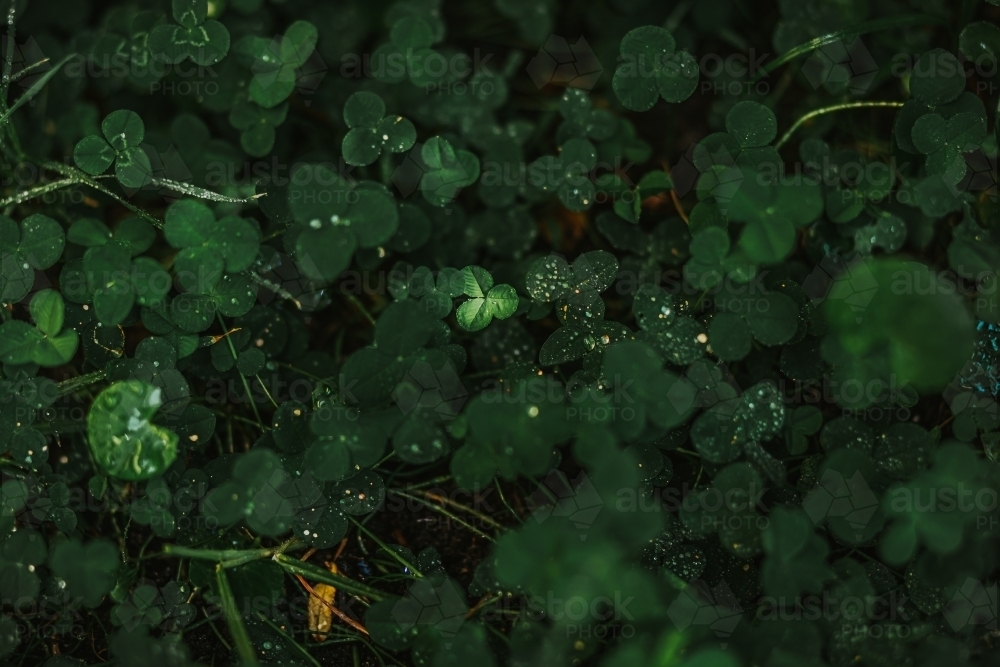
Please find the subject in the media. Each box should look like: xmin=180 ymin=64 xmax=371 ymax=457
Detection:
xmin=911 ymin=111 xmax=987 ymax=186
xmin=371 ymin=17 xmax=449 ymax=87
xmin=761 ymin=506 xmax=834 ymax=599
xmin=822 ymin=258 xmax=975 ymax=405
xmin=149 ymin=0 xmax=230 ymax=66
xmin=556 ymin=88 xmax=617 ymax=144
xmin=229 ymin=100 xmax=288 ymax=157
xmin=164 ymin=200 xmax=261 ymax=293
xmin=342 ymin=92 xmax=417 ymax=166
xmin=527 ymin=251 xmax=617 ymax=328
xmin=909 ymin=48 xmax=965 ymax=107
xmin=702 ymin=165 xmax=822 ymax=264
xmin=879 ymin=444 xmax=993 ymax=565
xmin=529 ymin=138 xmax=597 ymax=211
xmin=68 ymin=217 xmax=155 ymax=256
xmin=238 ymin=20 xmax=318 ymax=107
xmin=708 ymin=286 xmax=800 ymax=361
xmin=0 ymin=290 xmax=78 ymax=367
xmin=90 ymin=10 xmax=167 ymax=87
xmin=418 ymin=137 xmax=481 ymax=206
xmin=632 ymin=284 xmax=707 ymax=366
xmin=0 ymin=213 xmax=64 ymax=303
xmin=87 ymin=380 xmax=180 ymax=481
xmin=48 ymin=538 xmax=120 ymax=608
xmin=454 ymin=266 xmax=518 ymax=331
xmin=73 ymin=110 xmax=152 ymax=188
xmin=287 ymin=165 xmax=399 ymax=281
xmin=67 ymin=237 xmax=172 ymax=326
xmin=612 ymin=25 xmax=698 ymax=111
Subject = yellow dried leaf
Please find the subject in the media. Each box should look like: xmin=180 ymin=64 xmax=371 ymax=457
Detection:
xmin=307 ymin=562 xmax=338 ymax=642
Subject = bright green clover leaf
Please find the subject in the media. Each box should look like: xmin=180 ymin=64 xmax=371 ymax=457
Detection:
xmin=0 ymin=214 xmax=64 ymax=303
xmin=229 ymin=100 xmax=289 ymax=157
xmin=612 ymin=25 xmax=699 ymax=112
xmin=287 ymin=164 xmax=399 ymax=281
xmin=342 ymin=92 xmax=417 ymax=166
xmin=0 ymin=290 xmax=79 ymax=367
xmin=149 ymin=0 xmax=231 ymax=66
xmin=87 ymin=380 xmax=180 ymax=481
xmin=910 ymin=111 xmax=987 ymax=186
xmin=238 ymin=20 xmax=318 ymax=108
xmin=419 ymin=137 xmax=481 ymax=207
xmin=164 ymin=200 xmax=261 ymax=294
xmin=529 ymin=138 xmax=597 ymax=211
xmin=454 ymin=266 xmax=518 ymax=331
xmin=73 ymin=110 xmax=152 ymax=188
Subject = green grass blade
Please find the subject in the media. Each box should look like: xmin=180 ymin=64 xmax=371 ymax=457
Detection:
xmin=753 ymin=15 xmax=948 ymax=82
xmin=0 ymin=52 xmax=78 ymax=126
xmin=215 ymin=565 xmax=260 ymax=666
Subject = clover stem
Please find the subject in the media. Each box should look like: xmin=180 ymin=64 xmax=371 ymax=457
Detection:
xmin=389 ymin=488 xmax=498 ymax=541
xmin=344 ymin=293 xmax=376 ymax=326
xmin=774 ymin=101 xmax=905 ymax=150
xmin=495 ymin=478 xmax=523 ymax=523
xmin=348 ymin=516 xmax=424 ymax=578
xmin=217 ymin=313 xmax=266 ymax=431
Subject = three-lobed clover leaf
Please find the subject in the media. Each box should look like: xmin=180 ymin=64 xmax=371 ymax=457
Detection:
xmin=371 ymin=16 xmax=448 ymax=87
xmin=342 ymin=91 xmax=417 ymax=166
xmin=418 ymin=137 xmax=481 ymax=207
xmin=73 ymin=110 xmax=153 ymax=188
xmin=238 ymin=20 xmax=318 ymax=108
xmin=556 ymin=88 xmax=617 ymax=144
xmin=149 ymin=0 xmax=231 ymax=66
xmin=90 ymin=10 xmax=167 ymax=87
xmin=287 ymin=164 xmax=399 ymax=281
xmin=632 ymin=283 xmax=708 ymax=366
xmin=454 ymin=266 xmax=518 ymax=331
xmin=229 ymin=100 xmax=289 ymax=157
xmin=87 ymin=380 xmax=180 ymax=481
xmin=0 ymin=213 xmax=64 ymax=303
xmin=529 ymin=138 xmax=597 ymax=211
xmin=0 ymin=290 xmax=79 ymax=367
xmin=63 ymin=231 xmax=172 ymax=326
xmin=163 ymin=199 xmax=261 ymax=294
xmin=911 ymin=111 xmax=987 ymax=185
xmin=612 ymin=25 xmax=699 ymax=112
